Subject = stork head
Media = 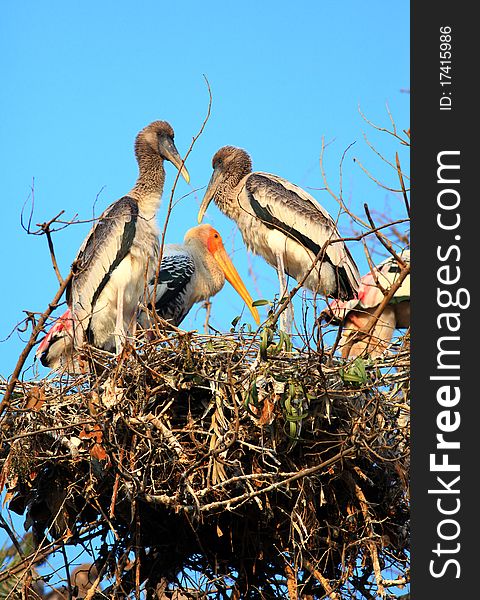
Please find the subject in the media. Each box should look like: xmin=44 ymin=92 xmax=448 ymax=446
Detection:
xmin=185 ymin=224 xmax=260 ymax=325
xmin=197 ymin=146 xmax=252 ymax=222
xmin=36 ymin=309 xmax=74 ymax=368
xmin=135 ymin=121 xmax=190 ymax=183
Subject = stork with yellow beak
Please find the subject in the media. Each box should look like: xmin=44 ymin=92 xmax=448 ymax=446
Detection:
xmin=139 ymin=224 xmax=260 ymax=328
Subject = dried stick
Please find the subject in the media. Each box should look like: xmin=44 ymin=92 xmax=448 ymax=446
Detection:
xmin=0 ymin=533 xmax=71 ymax=584
xmin=61 ymin=543 xmax=73 ymax=600
xmin=131 ymin=414 xmax=187 ymax=461
xmin=198 ymin=446 xmax=356 ymax=513
xmin=110 ymin=446 xmax=125 ymax=518
xmin=0 ymin=514 xmax=24 ymax=557
xmin=396 ymin=151 xmax=410 ymax=217
xmin=303 ymin=559 xmax=340 ymax=599
xmin=364 ymin=204 xmax=407 ymax=267
xmin=284 ymin=563 xmax=298 ymax=600
xmin=151 ymin=76 xmax=213 ymax=312
xmin=353 ymin=157 xmax=404 ymax=194
xmin=358 ymin=104 xmax=410 ymax=147
xmin=38 ymin=213 xmax=65 ymax=284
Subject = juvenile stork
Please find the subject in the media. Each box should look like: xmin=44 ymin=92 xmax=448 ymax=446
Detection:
xmin=68 ymin=121 xmax=189 ymax=353
xmin=197 ymin=146 xmax=360 ymax=328
xmin=328 ymin=250 xmax=410 ymax=358
xmin=37 ymin=225 xmax=259 ymax=370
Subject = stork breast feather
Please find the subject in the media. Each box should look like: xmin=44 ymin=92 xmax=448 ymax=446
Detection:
xmin=68 ymin=197 xmax=139 ymax=308
xmin=245 ymin=173 xmax=348 ymax=267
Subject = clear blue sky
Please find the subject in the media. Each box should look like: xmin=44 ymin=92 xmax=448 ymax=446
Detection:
xmin=0 ymin=1 xmax=409 ymax=376
xmin=0 ymin=0 xmax=409 ymax=585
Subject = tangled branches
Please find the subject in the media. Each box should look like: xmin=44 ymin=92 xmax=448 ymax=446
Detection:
xmin=1 ymin=327 xmax=409 ymax=599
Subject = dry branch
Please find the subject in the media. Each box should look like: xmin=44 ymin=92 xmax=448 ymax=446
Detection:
xmin=1 ymin=327 xmax=410 ymax=598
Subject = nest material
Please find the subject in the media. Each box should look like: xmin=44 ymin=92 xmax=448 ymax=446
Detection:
xmin=0 ymin=329 xmax=410 ymax=599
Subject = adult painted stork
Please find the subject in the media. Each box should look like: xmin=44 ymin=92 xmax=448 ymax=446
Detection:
xmin=68 ymin=121 xmax=189 ymax=354
xmin=328 ymin=250 xmax=410 ymax=358
xmin=37 ymin=225 xmax=259 ymax=370
xmin=36 ymin=308 xmax=77 ymax=371
xmin=139 ymin=224 xmax=260 ymax=328
xmin=197 ymin=146 xmax=361 ymax=329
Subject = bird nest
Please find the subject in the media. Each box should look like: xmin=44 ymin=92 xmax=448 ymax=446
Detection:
xmin=0 ymin=328 xmax=410 ymax=599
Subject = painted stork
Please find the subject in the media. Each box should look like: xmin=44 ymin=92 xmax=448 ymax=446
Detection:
xmin=328 ymin=250 xmax=410 ymax=358
xmin=36 ymin=308 xmax=77 ymax=371
xmin=37 ymin=225 xmax=259 ymax=370
xmin=139 ymin=224 xmax=260 ymax=329
xmin=197 ymin=146 xmax=361 ymax=330
xmin=68 ymin=121 xmax=189 ymax=354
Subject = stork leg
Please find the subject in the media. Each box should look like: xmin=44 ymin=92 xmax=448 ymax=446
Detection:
xmin=275 ymin=252 xmax=293 ymax=334
xmin=115 ymin=289 xmax=126 ymax=354
xmin=342 ymin=305 xmax=396 ymax=358
xmin=72 ymin=314 xmax=85 ymax=351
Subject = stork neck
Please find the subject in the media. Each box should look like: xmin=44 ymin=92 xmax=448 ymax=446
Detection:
xmin=129 ymin=152 xmax=166 ymax=218
xmin=217 ymin=178 xmax=243 ymax=221
xmin=188 ymin=239 xmax=225 ymax=298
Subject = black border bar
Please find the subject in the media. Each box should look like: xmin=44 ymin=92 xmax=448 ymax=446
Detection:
xmin=412 ymin=4 xmax=476 ymax=597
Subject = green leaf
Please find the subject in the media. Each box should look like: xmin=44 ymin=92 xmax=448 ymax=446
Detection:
xmin=260 ymin=328 xmax=274 ymax=360
xmin=252 ymin=299 xmax=271 ymax=307
xmin=339 ymin=357 xmax=368 ymax=385
xmin=244 ymin=380 xmax=260 ymax=417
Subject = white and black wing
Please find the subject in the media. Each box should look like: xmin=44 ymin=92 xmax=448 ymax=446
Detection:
xmin=149 ymin=250 xmax=196 ymax=326
xmin=67 ymin=196 xmax=139 ymax=319
xmin=377 ymin=250 xmax=410 ymax=302
xmin=244 ymin=173 xmax=360 ymax=297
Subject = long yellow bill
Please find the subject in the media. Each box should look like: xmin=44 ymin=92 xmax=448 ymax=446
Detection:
xmin=212 ymin=246 xmax=260 ymax=325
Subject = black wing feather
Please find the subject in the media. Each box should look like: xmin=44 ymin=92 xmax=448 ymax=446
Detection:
xmin=67 ymin=196 xmax=139 ymax=307
xmin=245 ymin=174 xmax=359 ymax=299
xmin=150 ymin=254 xmax=196 ymax=325
xmin=246 ymin=177 xmax=322 ymax=257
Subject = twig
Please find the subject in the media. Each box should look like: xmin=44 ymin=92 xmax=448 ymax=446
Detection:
xmin=358 ymin=105 xmax=410 ymax=147
xmin=303 ymin=559 xmax=340 ymax=599
xmin=396 ymin=152 xmax=410 ymax=217
xmin=353 ymin=157 xmax=404 ymax=194
xmin=152 ymin=75 xmax=213 ymax=312
xmin=198 ymin=446 xmax=356 ymax=513
xmin=38 ymin=214 xmax=65 ymax=284
xmin=0 ymin=533 xmax=72 ymax=584
xmin=363 ymin=204 xmax=407 ymax=267
xmin=0 ymin=514 xmax=24 ymax=558
xmin=61 ymin=543 xmax=73 ymax=600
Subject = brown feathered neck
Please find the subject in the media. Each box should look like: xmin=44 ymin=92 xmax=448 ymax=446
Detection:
xmin=129 ymin=122 xmax=173 ymax=209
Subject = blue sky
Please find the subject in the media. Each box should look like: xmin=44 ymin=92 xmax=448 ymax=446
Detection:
xmin=1 ymin=0 xmax=409 ymax=586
